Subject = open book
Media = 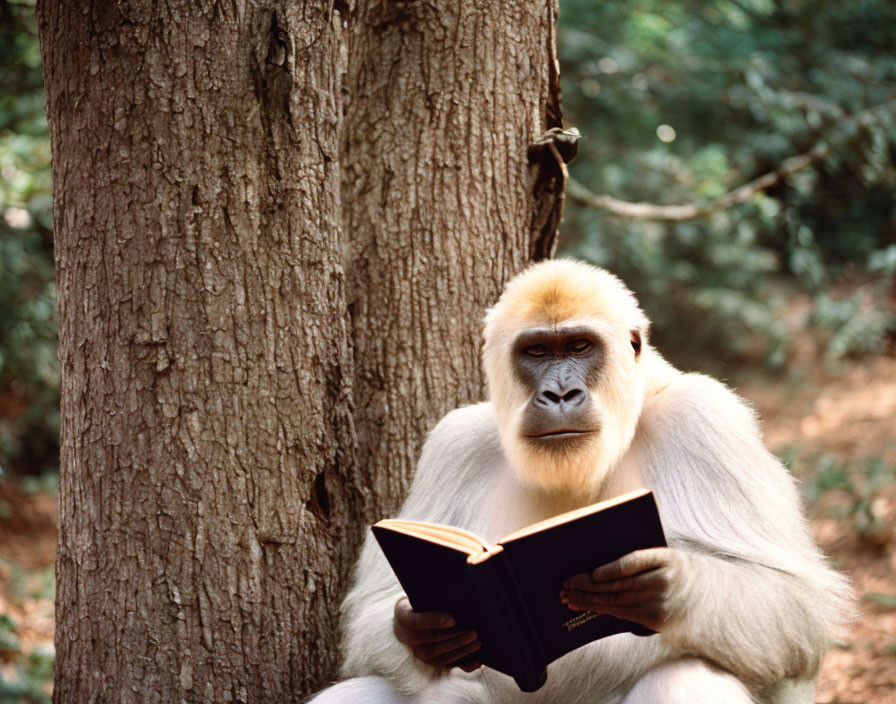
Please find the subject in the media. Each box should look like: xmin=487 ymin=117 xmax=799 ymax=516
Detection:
xmin=371 ymin=489 xmax=666 ymax=692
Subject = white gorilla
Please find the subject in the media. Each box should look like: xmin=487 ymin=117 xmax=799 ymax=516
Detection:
xmin=311 ymin=259 xmax=850 ymax=704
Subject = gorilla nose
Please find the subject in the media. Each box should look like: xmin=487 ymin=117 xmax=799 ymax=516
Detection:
xmin=536 ymin=387 xmax=586 ymax=408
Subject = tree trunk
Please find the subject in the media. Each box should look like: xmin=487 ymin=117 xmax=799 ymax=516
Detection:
xmin=37 ymin=0 xmax=563 ymax=700
xmin=38 ymin=3 xmax=360 ymax=701
xmin=343 ymin=0 xmax=564 ymax=521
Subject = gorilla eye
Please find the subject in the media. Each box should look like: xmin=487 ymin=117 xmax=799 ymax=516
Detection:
xmin=569 ymin=339 xmax=592 ymax=354
xmin=523 ymin=344 xmax=549 ymax=357
xmin=630 ymin=329 xmax=643 ymax=357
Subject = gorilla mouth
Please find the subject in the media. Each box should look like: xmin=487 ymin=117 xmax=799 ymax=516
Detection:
xmin=528 ymin=429 xmax=593 ymax=438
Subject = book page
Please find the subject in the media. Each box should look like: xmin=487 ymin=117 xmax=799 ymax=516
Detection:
xmin=497 ymin=488 xmax=650 ymax=544
xmin=374 ymin=519 xmax=492 ymax=554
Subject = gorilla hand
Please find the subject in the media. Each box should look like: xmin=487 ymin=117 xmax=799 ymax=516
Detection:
xmin=393 ymin=596 xmax=482 ymax=672
xmin=559 ymin=548 xmax=689 ymax=632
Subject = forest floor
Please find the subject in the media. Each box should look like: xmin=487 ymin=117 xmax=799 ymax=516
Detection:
xmin=0 ymin=354 xmax=894 ymax=702
xmin=737 ymin=352 xmax=896 ymax=704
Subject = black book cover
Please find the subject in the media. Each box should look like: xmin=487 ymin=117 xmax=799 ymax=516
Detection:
xmin=497 ymin=490 xmax=666 ymax=664
xmin=369 ymin=527 xmax=522 ymax=680
xmin=371 ymin=489 xmax=666 ymax=692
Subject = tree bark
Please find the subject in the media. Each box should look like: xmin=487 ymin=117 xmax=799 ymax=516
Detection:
xmin=38 ymin=2 xmax=360 ymax=701
xmin=343 ymin=0 xmax=564 ymax=522
xmin=38 ymin=0 xmax=564 ymax=700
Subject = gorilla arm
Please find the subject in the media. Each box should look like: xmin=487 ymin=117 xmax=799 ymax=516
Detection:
xmin=340 ymin=373 xmax=849 ymax=695
xmin=339 ymin=404 xmax=502 ymax=696
xmin=569 ymin=372 xmax=850 ymax=690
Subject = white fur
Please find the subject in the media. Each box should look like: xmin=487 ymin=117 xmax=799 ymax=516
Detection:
xmin=317 ymin=261 xmax=850 ymax=704
xmin=621 ymin=659 xmax=754 ymax=704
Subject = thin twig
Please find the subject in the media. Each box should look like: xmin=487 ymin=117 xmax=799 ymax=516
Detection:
xmin=568 ymin=100 xmax=896 ymax=222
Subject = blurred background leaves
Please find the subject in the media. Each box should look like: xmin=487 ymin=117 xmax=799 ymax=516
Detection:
xmin=558 ymin=0 xmax=896 ymax=375
xmin=0 ymin=0 xmax=56 ymax=481
xmin=0 ymin=3 xmax=54 ymax=695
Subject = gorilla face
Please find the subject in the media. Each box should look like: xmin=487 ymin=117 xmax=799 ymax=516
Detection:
xmin=492 ymin=318 xmax=644 ymax=497
xmin=482 ymin=260 xmax=650 ymax=496
xmin=513 ymin=326 xmax=603 ymax=451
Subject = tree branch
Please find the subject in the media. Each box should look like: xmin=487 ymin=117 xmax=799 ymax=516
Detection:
xmin=568 ymin=100 xmax=896 ymax=222
xmin=567 ymin=144 xmax=830 ymax=222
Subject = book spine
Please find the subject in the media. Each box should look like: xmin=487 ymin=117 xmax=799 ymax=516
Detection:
xmin=468 ymin=555 xmax=547 ymax=692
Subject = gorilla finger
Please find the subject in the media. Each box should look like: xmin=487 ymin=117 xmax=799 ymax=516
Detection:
xmin=395 ymin=600 xmax=455 ymax=632
xmin=401 ymin=626 xmax=467 ymax=646
xmin=564 ymin=587 xmax=655 ymax=609
xmin=564 ymin=573 xmax=593 ymax=590
xmin=458 ymin=661 xmax=483 ymax=673
xmin=414 ymin=630 xmax=478 ymax=660
xmin=581 ymin=571 xmax=667 ymax=593
xmin=426 ymin=640 xmax=483 ymax=669
xmin=590 ymin=548 xmax=669 ymax=581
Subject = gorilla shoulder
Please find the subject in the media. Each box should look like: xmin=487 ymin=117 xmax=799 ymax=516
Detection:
xmin=427 ymin=402 xmax=501 ymax=449
xmin=640 ymin=371 xmax=763 ymax=450
xmin=409 ymin=402 xmax=504 ymax=489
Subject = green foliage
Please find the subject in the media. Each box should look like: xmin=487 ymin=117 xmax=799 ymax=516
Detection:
xmin=0 ymin=611 xmax=52 ymax=704
xmin=0 ymin=0 xmax=57 ymax=477
xmin=0 ymin=650 xmax=53 ymax=704
xmin=793 ymin=449 xmax=896 ymax=538
xmin=0 ymin=559 xmax=54 ymax=702
xmin=8 ymin=563 xmax=55 ymax=604
xmin=0 ymin=613 xmax=20 ymax=654
xmin=18 ymin=471 xmax=57 ymax=497
xmin=811 ymin=285 xmax=895 ymax=365
xmin=865 ymin=593 xmax=896 ymax=610
xmin=558 ymin=0 xmax=896 ymax=369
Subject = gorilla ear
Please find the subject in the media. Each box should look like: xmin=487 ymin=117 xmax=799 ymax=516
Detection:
xmin=630 ymin=329 xmax=642 ymax=358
